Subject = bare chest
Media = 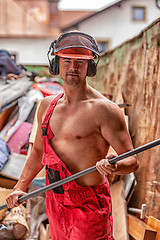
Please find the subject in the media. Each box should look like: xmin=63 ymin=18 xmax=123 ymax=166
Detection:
xmin=49 ymin=103 xmax=98 ymax=140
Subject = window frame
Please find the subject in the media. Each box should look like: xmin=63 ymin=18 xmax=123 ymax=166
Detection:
xmin=96 ymin=39 xmax=110 ymax=54
xmin=131 ymin=6 xmax=146 ymax=22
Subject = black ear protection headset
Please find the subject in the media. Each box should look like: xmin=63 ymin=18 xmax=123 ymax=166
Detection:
xmin=47 ymin=31 xmax=100 ymax=77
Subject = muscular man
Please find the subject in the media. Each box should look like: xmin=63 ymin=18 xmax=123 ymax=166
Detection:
xmin=6 ymin=31 xmax=138 ymax=240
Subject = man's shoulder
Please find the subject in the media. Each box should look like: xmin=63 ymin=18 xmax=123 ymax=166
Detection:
xmin=41 ymin=94 xmax=62 ymax=107
xmin=40 ymin=95 xmax=54 ymax=107
xmin=89 ymin=87 xmax=116 ymax=107
xmin=91 ymin=93 xmax=122 ymax=124
xmin=38 ymin=95 xmax=59 ymax=117
xmin=92 ymin=94 xmax=118 ymax=112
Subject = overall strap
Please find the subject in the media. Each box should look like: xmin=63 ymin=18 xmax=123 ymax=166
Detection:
xmin=43 ymin=93 xmax=64 ymax=124
xmin=41 ymin=93 xmax=64 ymax=136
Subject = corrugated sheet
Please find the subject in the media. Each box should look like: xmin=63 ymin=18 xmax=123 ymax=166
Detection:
xmin=88 ymin=18 xmax=160 ymax=218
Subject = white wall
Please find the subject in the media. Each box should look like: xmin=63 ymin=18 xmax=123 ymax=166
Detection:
xmin=0 ymin=38 xmax=54 ymax=65
xmin=77 ymin=0 xmax=160 ymax=49
xmin=0 ymin=0 xmax=159 ymax=65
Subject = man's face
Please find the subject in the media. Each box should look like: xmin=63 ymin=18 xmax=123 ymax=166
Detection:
xmin=59 ymin=57 xmax=88 ymax=86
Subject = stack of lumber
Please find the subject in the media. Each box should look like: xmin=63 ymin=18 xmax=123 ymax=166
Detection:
xmin=128 ymin=215 xmax=160 ymax=240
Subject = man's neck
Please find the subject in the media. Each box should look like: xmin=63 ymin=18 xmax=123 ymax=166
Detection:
xmin=63 ymin=82 xmax=90 ymax=104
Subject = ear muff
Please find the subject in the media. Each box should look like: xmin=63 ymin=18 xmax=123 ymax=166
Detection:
xmin=48 ymin=40 xmax=59 ymax=76
xmin=48 ymin=56 xmax=59 ymax=75
xmin=87 ymin=59 xmax=97 ymax=77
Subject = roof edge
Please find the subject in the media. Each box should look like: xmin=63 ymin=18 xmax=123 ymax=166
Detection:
xmin=62 ymin=0 xmax=123 ymax=31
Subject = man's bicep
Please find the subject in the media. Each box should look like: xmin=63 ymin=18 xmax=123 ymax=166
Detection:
xmin=101 ymin=108 xmax=133 ymax=155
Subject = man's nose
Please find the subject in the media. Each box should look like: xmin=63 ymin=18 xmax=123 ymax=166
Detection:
xmin=70 ymin=60 xmax=78 ymax=69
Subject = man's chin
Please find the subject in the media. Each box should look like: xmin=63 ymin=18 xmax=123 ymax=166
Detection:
xmin=65 ymin=76 xmax=81 ymax=85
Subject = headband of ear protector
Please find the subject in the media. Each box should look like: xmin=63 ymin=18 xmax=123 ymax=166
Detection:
xmin=47 ymin=31 xmax=100 ymax=77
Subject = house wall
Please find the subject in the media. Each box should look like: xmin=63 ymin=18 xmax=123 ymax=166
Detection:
xmin=0 ymin=0 xmax=51 ymax=36
xmin=0 ymin=0 xmax=159 ymax=65
xmin=0 ymin=0 xmax=60 ymax=65
xmin=88 ymin=18 xmax=160 ymax=218
xmin=76 ymin=0 xmax=160 ymax=50
xmin=0 ymin=38 xmax=54 ymax=65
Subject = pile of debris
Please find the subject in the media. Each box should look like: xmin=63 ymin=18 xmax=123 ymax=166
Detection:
xmin=0 ymin=50 xmax=64 ymax=240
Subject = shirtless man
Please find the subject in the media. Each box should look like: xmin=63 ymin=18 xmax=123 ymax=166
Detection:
xmin=6 ymin=31 xmax=138 ymax=240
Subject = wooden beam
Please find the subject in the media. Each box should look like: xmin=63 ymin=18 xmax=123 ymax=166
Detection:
xmin=28 ymin=100 xmax=45 ymax=179
xmin=0 ymin=188 xmax=12 ymax=221
xmin=147 ymin=216 xmax=160 ymax=240
xmin=39 ymin=223 xmax=47 ymax=240
xmin=128 ymin=214 xmax=157 ymax=240
xmin=0 ymin=176 xmax=17 ymax=189
xmin=45 ymin=224 xmax=50 ymax=240
xmin=110 ymin=180 xmax=128 ymax=240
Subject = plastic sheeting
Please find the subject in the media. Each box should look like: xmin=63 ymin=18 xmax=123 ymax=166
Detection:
xmin=0 ymin=138 xmax=10 ymax=170
xmin=0 ymin=77 xmax=33 ymax=109
xmin=0 ymin=89 xmax=43 ymax=142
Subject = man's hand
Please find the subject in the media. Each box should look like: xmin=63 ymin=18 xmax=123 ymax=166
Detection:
xmin=6 ymin=189 xmax=27 ymax=209
xmin=96 ymin=153 xmax=118 ymax=175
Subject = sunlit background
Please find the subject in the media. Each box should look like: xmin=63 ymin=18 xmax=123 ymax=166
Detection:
xmin=58 ymin=0 xmax=119 ymax=10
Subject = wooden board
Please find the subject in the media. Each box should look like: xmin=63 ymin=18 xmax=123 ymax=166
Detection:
xmin=28 ymin=100 xmax=45 ymax=178
xmin=29 ymin=101 xmax=41 ymax=144
xmin=110 ymin=180 xmax=129 ymax=240
xmin=0 ymin=153 xmax=27 ymax=180
xmin=0 ymin=187 xmax=12 ymax=220
xmin=0 ymin=103 xmax=17 ymax=130
xmin=128 ymin=214 xmax=157 ymax=240
xmin=0 ymin=175 xmax=17 ymax=189
xmin=147 ymin=216 xmax=160 ymax=240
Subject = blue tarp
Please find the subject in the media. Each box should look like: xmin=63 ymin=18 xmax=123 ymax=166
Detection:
xmin=0 ymin=138 xmax=11 ymax=170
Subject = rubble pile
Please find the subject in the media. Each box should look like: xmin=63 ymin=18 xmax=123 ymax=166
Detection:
xmin=0 ymin=50 xmax=63 ymax=240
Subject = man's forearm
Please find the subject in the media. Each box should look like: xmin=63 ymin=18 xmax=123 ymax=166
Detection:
xmin=115 ymin=155 xmax=138 ymax=175
xmin=13 ymin=165 xmax=43 ymax=191
xmin=13 ymin=148 xmax=43 ymax=192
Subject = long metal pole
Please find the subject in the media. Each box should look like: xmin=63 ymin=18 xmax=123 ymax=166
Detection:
xmin=0 ymin=138 xmax=160 ymax=211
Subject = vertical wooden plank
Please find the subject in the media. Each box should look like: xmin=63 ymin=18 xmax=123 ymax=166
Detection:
xmin=27 ymin=100 xmax=45 ymax=179
xmin=39 ymin=223 xmax=47 ymax=240
xmin=147 ymin=216 xmax=160 ymax=240
xmin=110 ymin=180 xmax=129 ymax=240
xmin=45 ymin=224 xmax=50 ymax=240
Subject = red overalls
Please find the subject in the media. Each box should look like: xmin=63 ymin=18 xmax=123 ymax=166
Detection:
xmin=41 ymin=93 xmax=114 ymax=240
